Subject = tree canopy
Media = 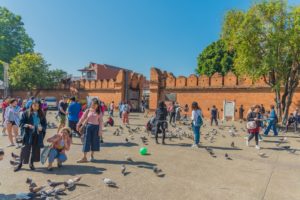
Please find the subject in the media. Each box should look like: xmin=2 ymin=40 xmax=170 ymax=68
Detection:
xmin=196 ymin=39 xmax=235 ymax=76
xmin=9 ymin=53 xmax=67 ymax=93
xmin=0 ymin=7 xmax=34 ymax=80
xmin=222 ymin=0 xmax=300 ymax=122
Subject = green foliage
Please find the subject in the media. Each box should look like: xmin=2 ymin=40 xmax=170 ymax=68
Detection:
xmin=9 ymin=53 xmax=67 ymax=91
xmin=196 ymin=39 xmax=235 ymax=76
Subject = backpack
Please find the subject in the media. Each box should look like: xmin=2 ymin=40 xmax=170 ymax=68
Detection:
xmin=195 ymin=111 xmax=203 ymax=127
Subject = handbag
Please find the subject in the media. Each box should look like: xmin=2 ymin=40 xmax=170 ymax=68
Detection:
xmin=40 ymin=145 xmax=51 ymax=165
xmin=246 ymin=121 xmax=257 ymax=130
xmin=79 ymin=110 xmax=90 ymax=135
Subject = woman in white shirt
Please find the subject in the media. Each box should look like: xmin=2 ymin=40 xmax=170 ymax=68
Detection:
xmin=191 ymin=102 xmax=203 ymax=148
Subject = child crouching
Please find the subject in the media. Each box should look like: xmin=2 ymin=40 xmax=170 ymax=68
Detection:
xmin=46 ymin=127 xmax=71 ymax=171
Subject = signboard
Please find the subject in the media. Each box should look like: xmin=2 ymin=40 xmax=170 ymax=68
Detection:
xmin=165 ymin=93 xmax=177 ymax=102
xmin=223 ymin=100 xmax=235 ymax=120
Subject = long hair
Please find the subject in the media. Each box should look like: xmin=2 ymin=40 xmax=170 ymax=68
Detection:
xmin=192 ymin=102 xmax=199 ymax=110
xmin=29 ymin=100 xmax=45 ymax=120
xmin=91 ymin=98 xmax=101 ymax=114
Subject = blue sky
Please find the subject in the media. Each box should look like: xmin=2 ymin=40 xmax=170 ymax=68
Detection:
xmin=1 ymin=0 xmax=299 ymax=79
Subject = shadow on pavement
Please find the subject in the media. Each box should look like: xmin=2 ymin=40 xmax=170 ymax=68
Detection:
xmin=101 ymin=142 xmax=139 ymax=148
xmin=92 ymin=159 xmax=156 ymax=169
xmin=0 ymin=194 xmax=15 ymax=200
xmin=23 ymin=165 xmax=106 ymax=175
xmin=200 ymin=145 xmax=243 ymax=151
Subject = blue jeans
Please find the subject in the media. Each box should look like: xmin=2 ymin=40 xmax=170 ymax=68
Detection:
xmin=48 ymin=149 xmax=67 ymax=163
xmin=192 ymin=125 xmax=200 ymax=144
xmin=264 ymin=120 xmax=278 ymax=136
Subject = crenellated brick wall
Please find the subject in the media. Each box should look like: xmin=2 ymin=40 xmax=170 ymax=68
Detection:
xmin=150 ymin=68 xmax=300 ymax=119
xmin=9 ymin=70 xmax=145 ymax=107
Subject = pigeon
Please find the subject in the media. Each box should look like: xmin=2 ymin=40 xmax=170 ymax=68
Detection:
xmin=288 ymin=149 xmax=296 ymax=154
xmin=53 ymin=186 xmax=66 ymax=195
xmin=30 ymin=185 xmax=46 ymax=193
xmin=64 ymin=176 xmax=81 ymax=189
xmin=125 ymin=138 xmax=129 ymax=143
xmin=231 ymin=142 xmax=235 ymax=148
xmin=125 ymin=156 xmax=133 ymax=162
xmin=225 ymin=153 xmax=232 ymax=160
xmin=258 ymin=152 xmax=268 ymax=158
xmin=282 ymin=146 xmax=291 ymax=150
xmin=121 ymin=164 xmax=126 ymax=176
xmin=153 ymin=167 xmax=162 ymax=176
xmin=103 ymin=178 xmax=117 ymax=187
xmin=47 ymin=180 xmax=64 ymax=187
xmin=10 ymin=160 xmax=20 ymax=166
xmin=11 ymin=152 xmax=20 ymax=159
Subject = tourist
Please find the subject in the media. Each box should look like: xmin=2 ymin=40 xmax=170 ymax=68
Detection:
xmin=1 ymin=97 xmax=9 ymax=136
xmin=104 ymin=116 xmax=114 ymax=127
xmin=67 ymin=96 xmax=81 ymax=138
xmin=140 ymin=100 xmax=145 ymax=113
xmin=183 ymin=104 xmax=189 ymax=120
xmin=210 ymin=105 xmax=218 ymax=126
xmin=155 ymin=101 xmax=168 ymax=145
xmin=122 ymin=102 xmax=130 ymax=125
xmin=293 ymin=108 xmax=300 ymax=130
xmin=118 ymin=101 xmax=124 ymax=118
xmin=261 ymin=104 xmax=266 ymax=115
xmin=46 ymin=127 xmax=71 ymax=171
xmin=25 ymin=96 xmax=35 ymax=109
xmin=169 ymin=102 xmax=176 ymax=125
xmin=286 ymin=113 xmax=296 ymax=132
xmin=264 ymin=105 xmax=278 ymax=136
xmin=191 ymin=102 xmax=203 ymax=148
xmin=57 ymin=96 xmax=68 ymax=133
xmin=239 ymin=105 xmax=244 ymax=120
xmin=40 ymin=98 xmax=48 ymax=117
xmin=175 ymin=104 xmax=181 ymax=121
xmin=109 ymin=101 xmax=114 ymax=117
xmin=14 ymin=100 xmax=47 ymax=172
xmin=4 ymin=99 xmax=21 ymax=147
xmin=246 ymin=105 xmax=262 ymax=149
xmin=76 ymin=98 xmax=103 ymax=163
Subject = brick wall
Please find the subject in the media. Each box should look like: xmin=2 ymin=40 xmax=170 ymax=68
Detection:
xmin=150 ymin=68 xmax=300 ymax=119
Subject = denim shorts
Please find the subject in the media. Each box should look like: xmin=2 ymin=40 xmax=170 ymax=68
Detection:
xmin=82 ymin=124 xmax=100 ymax=152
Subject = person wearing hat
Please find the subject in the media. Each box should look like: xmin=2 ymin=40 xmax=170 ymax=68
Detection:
xmin=67 ymin=97 xmax=81 ymax=139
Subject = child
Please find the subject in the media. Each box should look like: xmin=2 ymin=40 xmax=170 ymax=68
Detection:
xmin=46 ymin=127 xmax=71 ymax=171
xmin=104 ymin=116 xmax=114 ymax=127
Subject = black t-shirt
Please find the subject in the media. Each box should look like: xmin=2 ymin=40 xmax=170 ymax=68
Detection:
xmin=59 ymin=101 xmax=68 ymax=116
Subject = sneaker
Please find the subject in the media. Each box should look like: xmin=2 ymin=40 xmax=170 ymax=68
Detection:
xmin=246 ymin=140 xmax=249 ymax=147
xmin=255 ymin=145 xmax=260 ymax=150
xmin=259 ymin=138 xmax=263 ymax=142
xmin=7 ymin=144 xmax=15 ymax=147
xmin=191 ymin=144 xmax=198 ymax=148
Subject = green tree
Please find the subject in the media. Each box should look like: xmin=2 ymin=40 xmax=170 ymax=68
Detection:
xmin=222 ymin=0 xmax=300 ymax=123
xmin=0 ymin=7 xmax=34 ymax=79
xmin=196 ymin=39 xmax=235 ymax=76
xmin=9 ymin=53 xmax=67 ymax=96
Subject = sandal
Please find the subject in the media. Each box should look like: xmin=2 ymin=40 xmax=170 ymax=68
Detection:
xmin=76 ymin=158 xmax=88 ymax=163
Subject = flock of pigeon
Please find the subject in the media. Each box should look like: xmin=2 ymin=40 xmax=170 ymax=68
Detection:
xmin=9 ymin=116 xmax=299 ymax=199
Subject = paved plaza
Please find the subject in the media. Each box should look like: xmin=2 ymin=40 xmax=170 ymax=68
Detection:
xmin=0 ymin=112 xmax=300 ymax=200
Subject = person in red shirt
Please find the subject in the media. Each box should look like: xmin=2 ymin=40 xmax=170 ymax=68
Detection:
xmin=2 ymin=97 xmax=9 ymax=136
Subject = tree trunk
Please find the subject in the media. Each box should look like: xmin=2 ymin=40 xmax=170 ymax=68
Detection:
xmin=275 ymin=89 xmax=282 ymax=120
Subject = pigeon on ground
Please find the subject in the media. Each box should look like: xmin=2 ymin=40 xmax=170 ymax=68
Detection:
xmin=231 ymin=142 xmax=235 ymax=148
xmin=125 ymin=156 xmax=133 ymax=162
xmin=125 ymin=138 xmax=129 ymax=143
xmin=258 ymin=152 xmax=268 ymax=158
xmin=225 ymin=153 xmax=232 ymax=160
xmin=47 ymin=180 xmax=64 ymax=187
xmin=103 ymin=178 xmax=117 ymax=187
xmin=288 ymin=149 xmax=296 ymax=154
xmin=282 ymin=146 xmax=291 ymax=150
xmin=10 ymin=160 xmax=20 ymax=166
xmin=121 ymin=164 xmax=126 ymax=176
xmin=11 ymin=152 xmax=19 ymax=159
xmin=64 ymin=176 xmax=81 ymax=189
xmin=153 ymin=167 xmax=163 ymax=176
xmin=30 ymin=185 xmax=46 ymax=193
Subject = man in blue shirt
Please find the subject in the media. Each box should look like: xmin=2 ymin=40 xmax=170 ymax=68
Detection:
xmin=67 ymin=97 xmax=81 ymax=138
xmin=264 ymin=105 xmax=278 ymax=136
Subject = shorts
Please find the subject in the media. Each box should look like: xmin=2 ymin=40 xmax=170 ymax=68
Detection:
xmin=59 ymin=115 xmax=66 ymax=124
xmin=68 ymin=120 xmax=78 ymax=135
xmin=9 ymin=121 xmax=16 ymax=126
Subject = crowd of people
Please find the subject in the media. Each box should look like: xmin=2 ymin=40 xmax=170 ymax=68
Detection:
xmin=0 ymin=95 xmax=297 ymax=172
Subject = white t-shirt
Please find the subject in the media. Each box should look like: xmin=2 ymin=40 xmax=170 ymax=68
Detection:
xmin=191 ymin=109 xmax=202 ymax=126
